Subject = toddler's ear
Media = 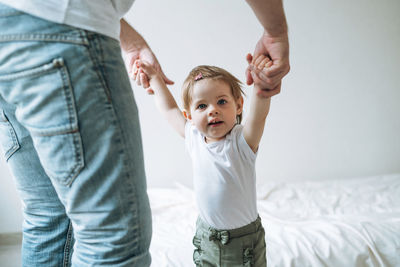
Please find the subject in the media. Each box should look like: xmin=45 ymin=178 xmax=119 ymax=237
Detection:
xmin=237 ymin=96 xmax=244 ymax=115
xmin=182 ymin=110 xmax=192 ymax=120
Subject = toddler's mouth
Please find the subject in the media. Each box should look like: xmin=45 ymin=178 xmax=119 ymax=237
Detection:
xmin=208 ymin=120 xmax=223 ymax=127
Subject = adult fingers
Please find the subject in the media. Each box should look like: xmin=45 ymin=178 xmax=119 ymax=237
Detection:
xmin=246 ymin=53 xmax=253 ymax=64
xmin=137 ymin=60 xmax=151 ymax=74
xmin=140 ymin=72 xmax=150 ymax=89
xmin=137 ymin=69 xmax=153 ymax=94
xmin=130 ymin=60 xmax=139 ymax=80
xmin=256 ymin=68 xmax=286 ymax=89
xmin=251 ymin=70 xmax=280 ymax=97
xmin=139 ymin=59 xmax=174 ymax=85
xmin=135 ymin=67 xmax=142 ymax=86
xmin=264 ymin=59 xmax=290 ymax=78
xmin=245 ymin=53 xmax=254 ymax=85
xmin=136 ymin=61 xmax=154 ymax=89
xmin=161 ymin=72 xmax=174 ymax=85
xmin=245 ymin=65 xmax=254 ymax=86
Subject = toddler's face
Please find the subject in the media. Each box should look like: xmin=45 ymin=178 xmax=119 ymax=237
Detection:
xmin=186 ymin=79 xmax=242 ymax=143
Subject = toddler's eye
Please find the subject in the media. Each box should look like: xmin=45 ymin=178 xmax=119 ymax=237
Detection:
xmin=217 ymin=99 xmax=227 ymax=105
xmin=197 ymin=104 xmax=207 ymax=110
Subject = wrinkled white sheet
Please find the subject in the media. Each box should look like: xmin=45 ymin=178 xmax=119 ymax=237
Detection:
xmin=149 ymin=174 xmax=400 ymax=267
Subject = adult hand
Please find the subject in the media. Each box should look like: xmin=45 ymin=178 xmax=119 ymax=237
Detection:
xmin=248 ymin=54 xmax=281 ymax=98
xmin=125 ymin=47 xmax=173 ymax=94
xmin=246 ymin=31 xmax=290 ymax=98
xmin=120 ymin=19 xmax=173 ymax=94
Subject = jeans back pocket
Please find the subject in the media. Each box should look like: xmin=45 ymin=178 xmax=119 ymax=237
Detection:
xmin=0 ymin=58 xmax=84 ymax=186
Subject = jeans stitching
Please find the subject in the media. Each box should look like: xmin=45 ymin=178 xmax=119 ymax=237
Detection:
xmin=97 ymin=33 xmax=112 ymax=103
xmin=0 ymin=57 xmax=84 ymax=185
xmin=0 ymin=59 xmax=80 ymax=135
xmin=6 ymin=57 xmax=85 ymax=186
xmin=5 ymin=123 xmax=19 ymax=160
xmin=0 ymin=34 xmax=88 ymax=45
xmin=67 ymin=132 xmax=84 ymax=186
xmin=57 ymin=60 xmax=84 ymax=186
xmin=63 ymin=221 xmax=73 ymax=267
xmin=58 ymin=59 xmax=79 ymax=132
xmin=0 ymin=110 xmax=20 ymax=160
xmin=0 ymin=59 xmax=63 ymax=81
xmin=83 ymin=32 xmax=112 ymax=103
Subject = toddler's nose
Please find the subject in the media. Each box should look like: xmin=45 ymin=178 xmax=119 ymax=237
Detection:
xmin=208 ymin=106 xmax=219 ymax=116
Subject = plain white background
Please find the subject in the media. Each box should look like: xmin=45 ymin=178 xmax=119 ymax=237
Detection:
xmin=1 ymin=0 xmax=399 ymax=233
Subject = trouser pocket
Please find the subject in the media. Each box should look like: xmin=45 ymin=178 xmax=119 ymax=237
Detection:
xmin=0 ymin=58 xmax=84 ymax=186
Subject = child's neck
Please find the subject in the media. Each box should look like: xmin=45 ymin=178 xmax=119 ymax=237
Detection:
xmin=203 ymin=124 xmax=239 ymax=143
xmin=205 ymin=136 xmax=226 ymax=144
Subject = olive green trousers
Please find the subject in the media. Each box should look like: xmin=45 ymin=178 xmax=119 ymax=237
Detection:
xmin=192 ymin=216 xmax=266 ymax=267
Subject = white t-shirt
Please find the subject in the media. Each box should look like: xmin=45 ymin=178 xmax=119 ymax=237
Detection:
xmin=0 ymin=0 xmax=135 ymax=40
xmin=185 ymin=122 xmax=258 ymax=230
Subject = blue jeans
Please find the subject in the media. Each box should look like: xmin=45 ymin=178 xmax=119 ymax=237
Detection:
xmin=0 ymin=4 xmax=152 ymax=266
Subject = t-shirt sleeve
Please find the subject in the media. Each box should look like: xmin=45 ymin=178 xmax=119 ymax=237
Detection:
xmin=231 ymin=124 xmax=257 ymax=163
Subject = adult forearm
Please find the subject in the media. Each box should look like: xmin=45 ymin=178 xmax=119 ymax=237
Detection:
xmin=119 ymin=19 xmax=148 ymax=52
xmin=246 ymin=0 xmax=288 ymax=36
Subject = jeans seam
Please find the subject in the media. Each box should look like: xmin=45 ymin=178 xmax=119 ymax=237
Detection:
xmin=96 ymin=34 xmax=112 ymax=103
xmin=63 ymin=221 xmax=73 ymax=267
xmin=0 ymin=58 xmax=64 ymax=81
xmin=30 ymin=128 xmax=79 ymax=137
xmin=97 ymin=34 xmax=110 ymax=99
xmin=83 ymin=32 xmax=112 ymax=103
xmin=0 ymin=33 xmax=88 ymax=45
xmin=58 ymin=59 xmax=79 ymax=132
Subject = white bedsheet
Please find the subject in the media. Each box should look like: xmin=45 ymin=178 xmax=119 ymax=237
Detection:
xmin=148 ymin=174 xmax=400 ymax=267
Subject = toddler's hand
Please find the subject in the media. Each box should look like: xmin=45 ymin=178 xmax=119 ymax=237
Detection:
xmin=132 ymin=60 xmax=159 ymax=95
xmin=247 ymin=54 xmax=281 ymax=98
xmin=249 ymin=54 xmax=272 ymax=88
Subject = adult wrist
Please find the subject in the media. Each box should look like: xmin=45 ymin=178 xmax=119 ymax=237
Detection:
xmin=263 ymin=27 xmax=288 ymax=39
xmin=119 ymin=19 xmax=148 ymax=52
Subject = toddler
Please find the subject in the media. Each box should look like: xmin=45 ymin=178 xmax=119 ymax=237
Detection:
xmin=134 ymin=55 xmax=273 ymax=267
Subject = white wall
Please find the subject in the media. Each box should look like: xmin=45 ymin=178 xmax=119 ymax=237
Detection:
xmin=1 ymin=0 xmax=399 ymax=233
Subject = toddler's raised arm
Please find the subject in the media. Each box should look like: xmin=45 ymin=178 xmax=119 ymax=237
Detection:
xmin=134 ymin=60 xmax=186 ymax=138
xmin=243 ymin=55 xmax=273 ymax=153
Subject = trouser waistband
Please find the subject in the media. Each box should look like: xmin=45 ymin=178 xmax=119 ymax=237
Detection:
xmin=197 ymin=216 xmax=262 ymax=245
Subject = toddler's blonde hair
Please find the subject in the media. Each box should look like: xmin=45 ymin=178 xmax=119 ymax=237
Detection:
xmin=182 ymin=65 xmax=245 ymax=123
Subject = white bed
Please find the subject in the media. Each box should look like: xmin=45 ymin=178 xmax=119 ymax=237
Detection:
xmin=148 ymin=173 xmax=400 ymax=267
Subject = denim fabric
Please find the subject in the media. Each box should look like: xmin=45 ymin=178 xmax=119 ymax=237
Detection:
xmin=0 ymin=3 xmax=152 ymax=266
